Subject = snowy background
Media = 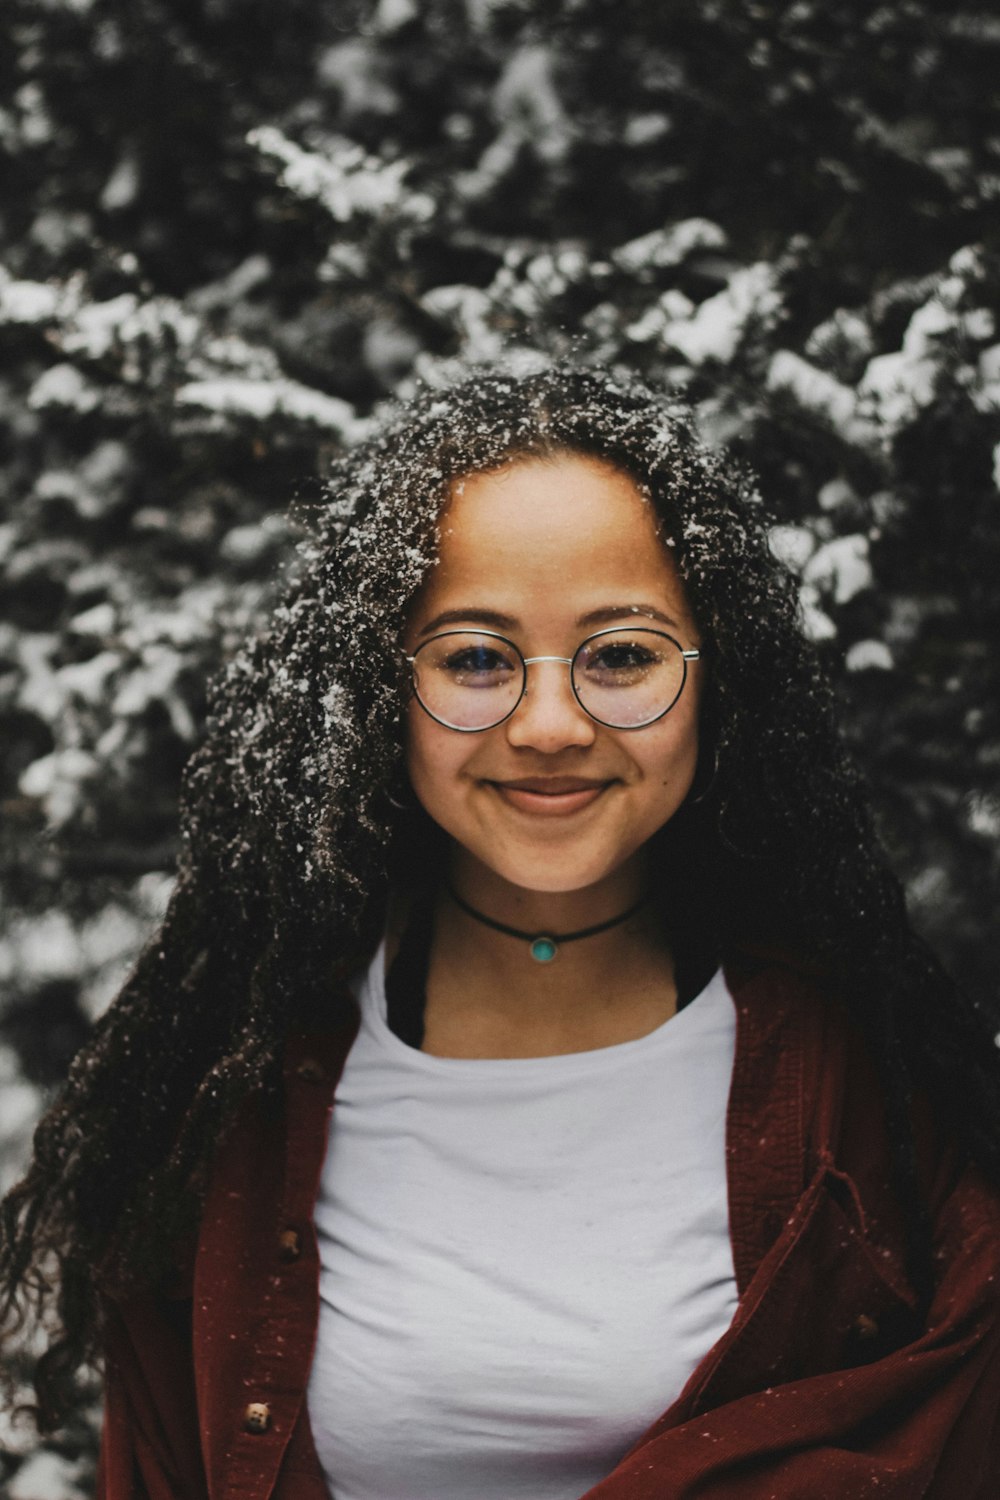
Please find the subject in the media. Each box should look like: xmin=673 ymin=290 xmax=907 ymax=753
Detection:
xmin=2 ymin=0 xmax=999 ymax=1490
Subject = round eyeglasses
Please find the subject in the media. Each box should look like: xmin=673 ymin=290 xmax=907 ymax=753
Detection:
xmin=405 ymin=627 xmax=701 ymax=732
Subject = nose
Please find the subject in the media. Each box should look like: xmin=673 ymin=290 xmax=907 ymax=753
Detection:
xmin=503 ymin=658 xmax=597 ymax=751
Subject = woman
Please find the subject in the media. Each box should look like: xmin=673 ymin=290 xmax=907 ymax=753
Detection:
xmin=2 ymin=362 xmax=999 ymax=1498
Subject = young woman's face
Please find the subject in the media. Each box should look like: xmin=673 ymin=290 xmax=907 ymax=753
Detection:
xmin=403 ymin=453 xmax=703 ymax=896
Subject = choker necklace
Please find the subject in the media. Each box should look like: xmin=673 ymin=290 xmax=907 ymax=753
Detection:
xmin=444 ymin=882 xmax=651 ymax=963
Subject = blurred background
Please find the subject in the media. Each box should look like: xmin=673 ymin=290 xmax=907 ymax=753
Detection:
xmin=1 ymin=0 xmax=998 ymax=1491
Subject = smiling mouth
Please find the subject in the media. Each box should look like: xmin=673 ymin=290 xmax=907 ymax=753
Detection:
xmin=488 ymin=779 xmax=613 ymax=816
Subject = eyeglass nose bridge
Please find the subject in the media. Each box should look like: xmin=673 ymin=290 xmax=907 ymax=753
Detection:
xmin=516 ymin=654 xmax=580 ymax=717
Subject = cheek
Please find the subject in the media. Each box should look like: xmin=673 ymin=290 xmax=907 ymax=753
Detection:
xmin=404 ymin=702 xmax=434 ymax=794
xmin=405 ymin=703 xmax=463 ymax=812
xmin=641 ymin=706 xmax=700 ymax=797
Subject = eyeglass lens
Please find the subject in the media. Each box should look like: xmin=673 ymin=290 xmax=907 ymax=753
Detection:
xmin=411 ymin=629 xmax=688 ymax=730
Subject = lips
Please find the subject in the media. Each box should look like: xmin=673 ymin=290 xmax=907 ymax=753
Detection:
xmin=497 ymin=778 xmax=609 ymax=794
xmin=489 ymin=777 xmax=612 ymax=816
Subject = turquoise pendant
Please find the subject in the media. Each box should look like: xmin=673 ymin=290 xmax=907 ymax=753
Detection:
xmin=530 ymin=936 xmax=558 ymax=963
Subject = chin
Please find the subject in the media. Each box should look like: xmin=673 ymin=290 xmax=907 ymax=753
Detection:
xmin=475 ymin=846 xmax=632 ymax=896
xmin=504 ymin=870 xmax=599 ymax=896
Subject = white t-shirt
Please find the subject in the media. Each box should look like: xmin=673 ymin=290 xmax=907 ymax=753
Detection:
xmin=307 ymin=937 xmax=739 ymax=1500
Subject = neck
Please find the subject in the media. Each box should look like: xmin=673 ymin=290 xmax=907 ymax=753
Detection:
xmin=427 ymin=847 xmax=671 ymax=1018
xmin=398 ymin=848 xmax=676 ymax=1055
xmin=447 ymin=847 xmax=649 ymax=937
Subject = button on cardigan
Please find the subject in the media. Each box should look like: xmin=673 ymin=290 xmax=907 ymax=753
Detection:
xmin=97 ymin=952 xmax=1000 ymax=1499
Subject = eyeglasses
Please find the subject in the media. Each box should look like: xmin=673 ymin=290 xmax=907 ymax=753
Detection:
xmin=405 ymin=627 xmax=701 ymax=732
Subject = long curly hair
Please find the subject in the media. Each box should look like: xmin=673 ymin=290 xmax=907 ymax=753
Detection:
xmin=2 ymin=361 xmax=997 ymax=1429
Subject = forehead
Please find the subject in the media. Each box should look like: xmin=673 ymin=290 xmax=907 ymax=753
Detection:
xmin=418 ymin=453 xmax=688 ymax=619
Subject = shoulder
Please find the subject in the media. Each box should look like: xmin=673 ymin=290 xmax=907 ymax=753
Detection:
xmin=725 ymin=942 xmax=1000 ymax=1255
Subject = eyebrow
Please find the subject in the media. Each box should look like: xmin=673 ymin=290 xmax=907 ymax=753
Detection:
xmin=416 ymin=604 xmax=682 ymax=637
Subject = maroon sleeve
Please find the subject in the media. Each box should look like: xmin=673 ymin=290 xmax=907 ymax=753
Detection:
xmin=96 ymin=1291 xmax=209 ymax=1500
xmin=583 ymin=1162 xmax=1000 ymax=1499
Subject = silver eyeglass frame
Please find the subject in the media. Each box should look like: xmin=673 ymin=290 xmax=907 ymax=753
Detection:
xmin=404 ymin=625 xmax=701 ymax=733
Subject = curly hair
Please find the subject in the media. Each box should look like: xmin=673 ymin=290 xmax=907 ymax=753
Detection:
xmin=2 ymin=360 xmax=997 ymax=1429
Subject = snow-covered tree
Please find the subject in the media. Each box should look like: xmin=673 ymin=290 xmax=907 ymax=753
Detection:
xmin=2 ymin=1 xmax=998 ymax=1486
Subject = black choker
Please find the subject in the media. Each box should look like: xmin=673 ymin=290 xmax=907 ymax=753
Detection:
xmin=444 ymin=883 xmax=651 ymax=963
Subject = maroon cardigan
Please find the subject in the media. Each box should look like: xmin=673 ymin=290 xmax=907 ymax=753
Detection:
xmin=97 ymin=954 xmax=1000 ymax=1499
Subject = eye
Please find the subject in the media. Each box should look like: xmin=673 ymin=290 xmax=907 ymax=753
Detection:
xmin=440 ymin=645 xmax=517 ymax=684
xmin=582 ymin=640 xmax=661 ymax=683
